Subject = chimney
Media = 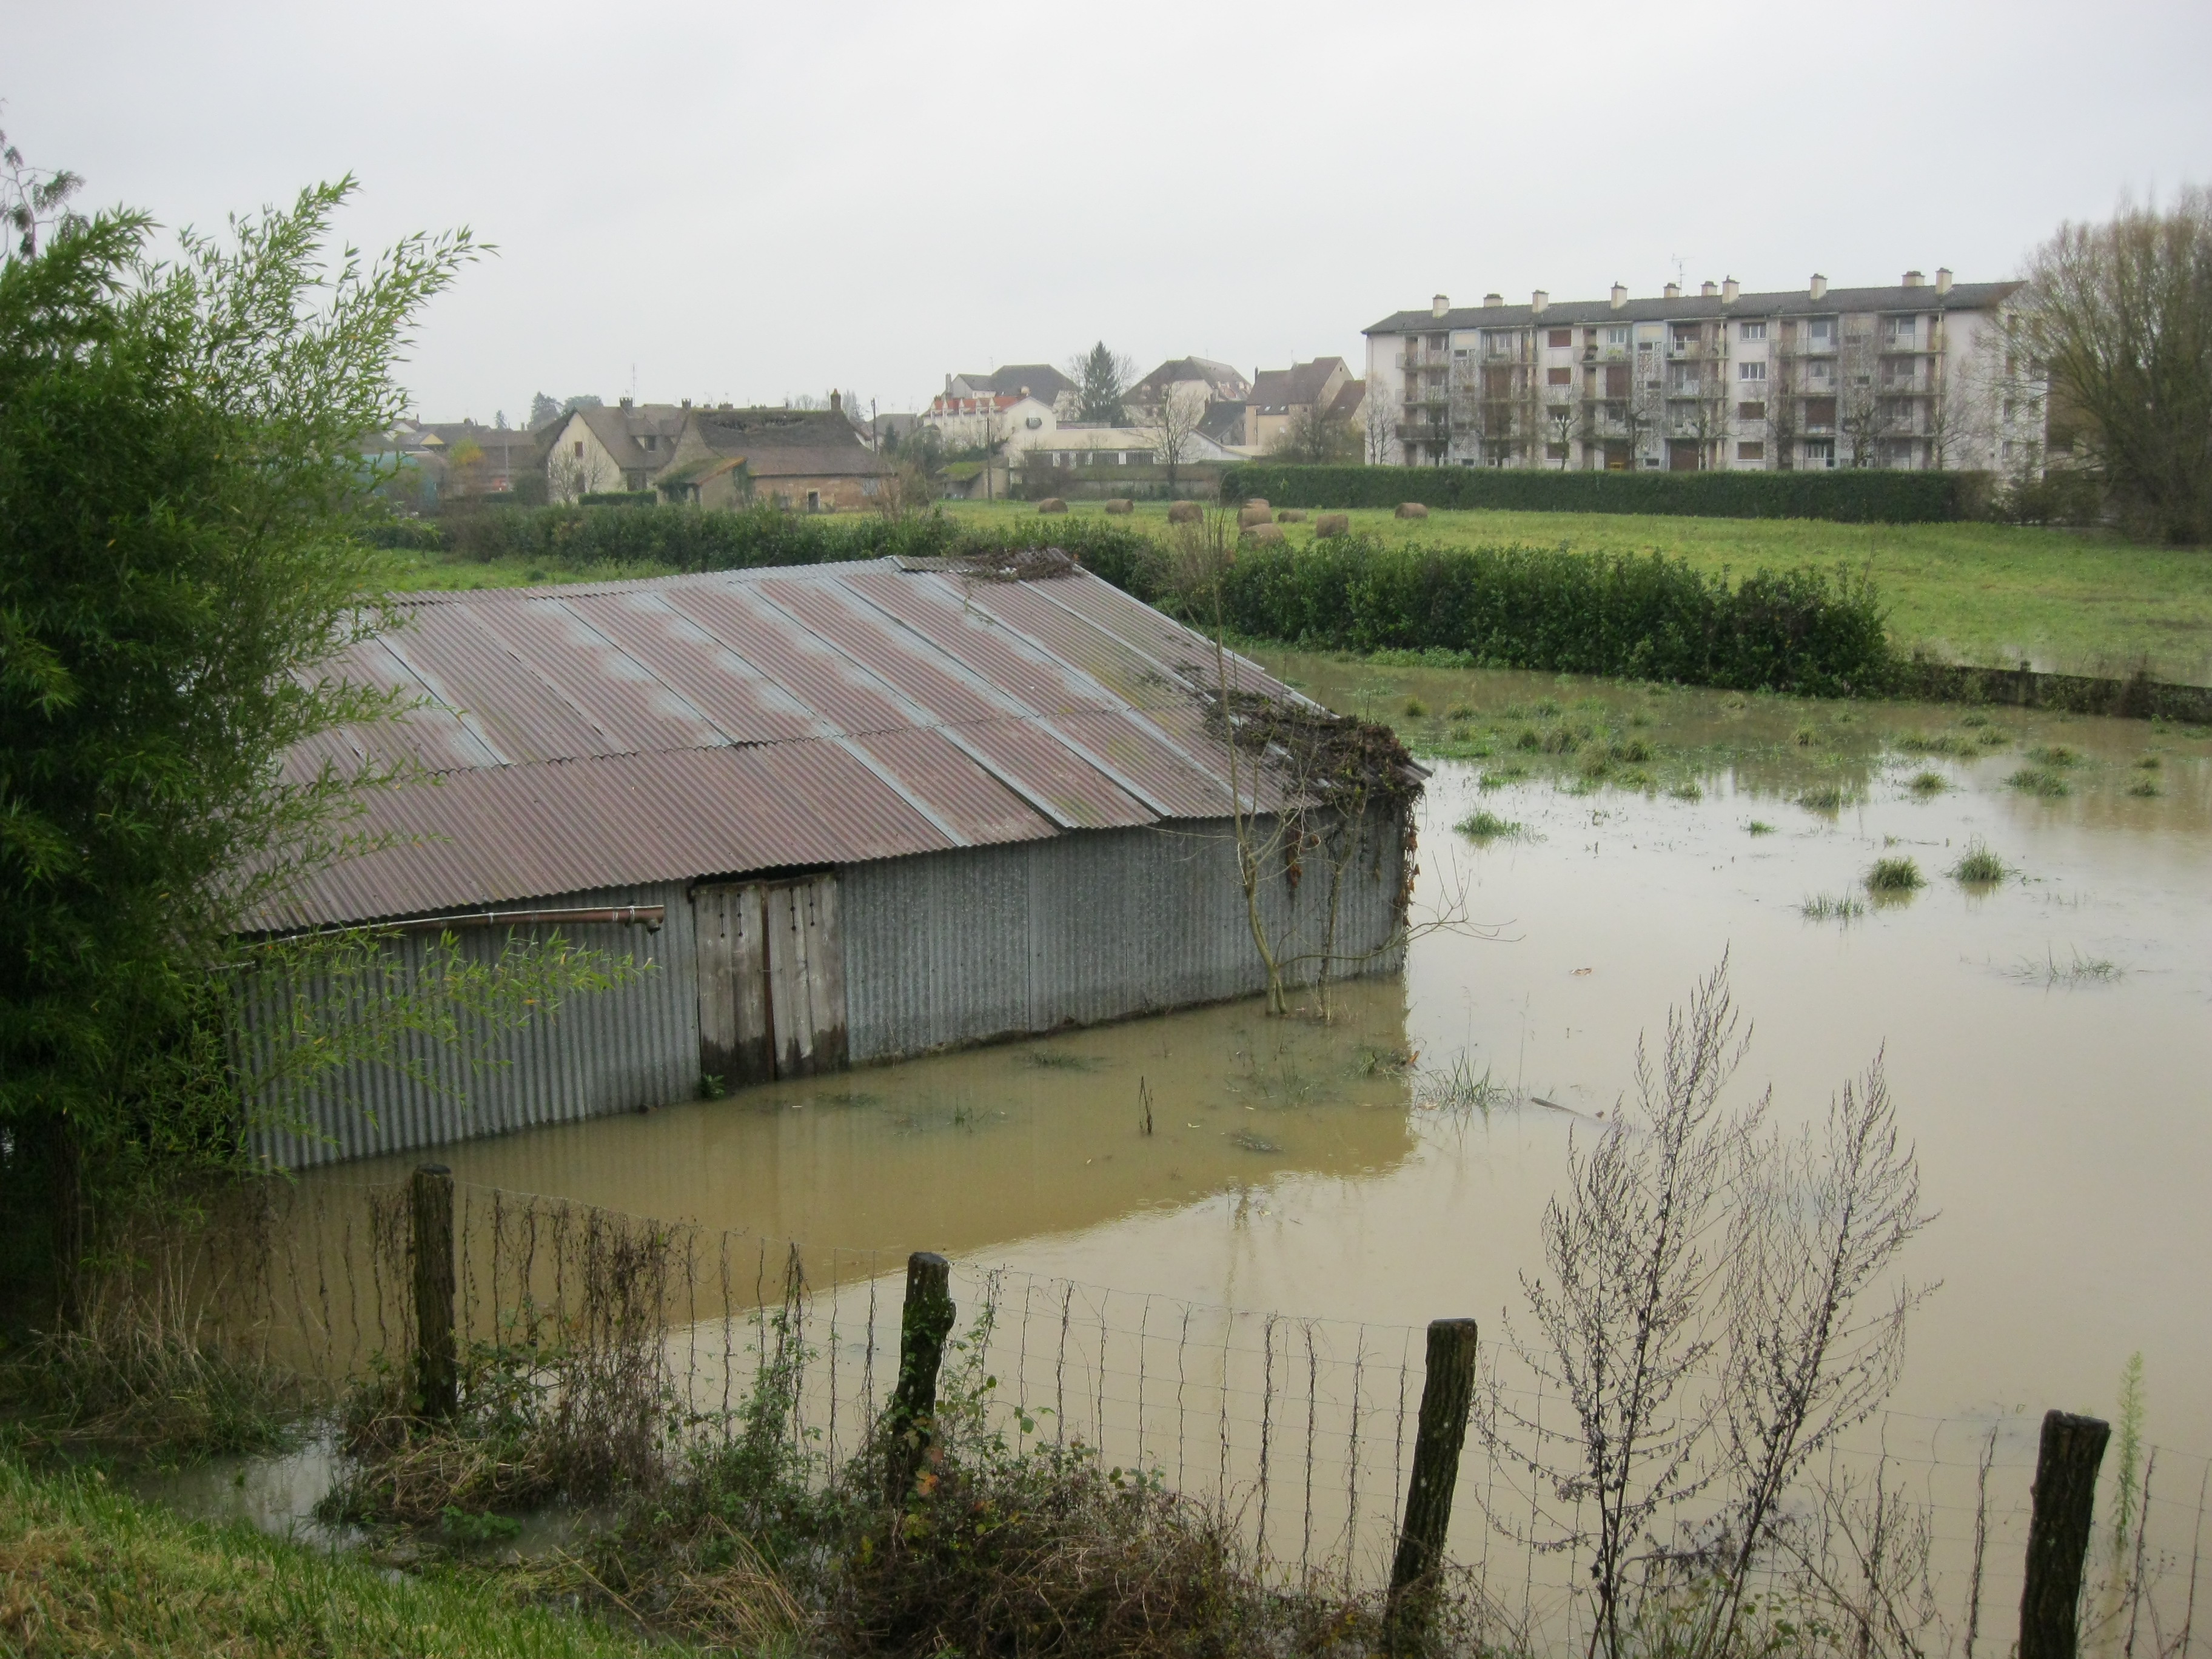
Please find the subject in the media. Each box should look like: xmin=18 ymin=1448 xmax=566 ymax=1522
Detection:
xmin=1017 ymin=385 xmax=1029 ymax=398
xmin=830 ymin=389 xmax=842 ymax=413
xmin=1663 ymin=283 xmax=1680 ymax=300
xmin=1482 ymin=292 xmax=1503 ymax=308
xmin=1722 ymin=276 xmax=1740 ymax=304
xmin=1531 ymin=289 xmax=1548 ymax=314
xmin=1903 ymin=269 xmax=1925 ymax=287
xmin=1610 ymin=282 xmax=1627 ymax=309
xmin=619 ymin=395 xmax=634 ymax=409
xmin=1432 ymin=293 xmax=1450 ymax=318
xmin=1810 ymin=273 xmax=1828 ymax=300
xmin=1700 ymin=280 xmax=1718 ymax=298
xmin=1935 ymin=267 xmax=1953 ymax=296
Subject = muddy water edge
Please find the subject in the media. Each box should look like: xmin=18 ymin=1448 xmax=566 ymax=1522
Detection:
xmin=298 ymin=654 xmax=2212 ymax=1458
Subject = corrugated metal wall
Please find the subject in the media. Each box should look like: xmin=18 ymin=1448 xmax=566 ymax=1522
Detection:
xmin=248 ymin=882 xmax=697 ymax=1169
xmin=842 ymin=809 xmax=1404 ymax=1065
xmin=252 ymin=813 xmax=1404 ymax=1168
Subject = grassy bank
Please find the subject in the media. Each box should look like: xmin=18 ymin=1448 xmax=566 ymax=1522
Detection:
xmin=0 ymin=1450 xmax=679 ymax=1658
xmin=944 ymin=502 xmax=2212 ymax=685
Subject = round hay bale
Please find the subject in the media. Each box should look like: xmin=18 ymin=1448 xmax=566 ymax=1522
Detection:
xmin=1316 ymin=512 xmax=1351 ymax=538
xmin=1276 ymin=509 xmax=1307 ymax=523
xmin=1102 ymin=498 xmax=1134 ymax=515
xmin=1167 ymin=501 xmax=1203 ymax=524
xmin=1243 ymin=498 xmax=1269 ymax=511
xmin=1237 ymin=505 xmax=1273 ymax=528
xmin=1241 ymin=522 xmax=1285 ymax=545
xmin=1395 ymin=501 xmax=1430 ymax=520
xmin=1037 ymin=498 xmax=1068 ymax=514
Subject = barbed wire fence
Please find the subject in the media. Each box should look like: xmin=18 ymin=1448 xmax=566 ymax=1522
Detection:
xmin=216 ymin=1170 xmax=2210 ymax=1657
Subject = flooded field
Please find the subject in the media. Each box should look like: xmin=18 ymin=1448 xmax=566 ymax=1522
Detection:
xmin=303 ymin=659 xmax=2212 ymax=1465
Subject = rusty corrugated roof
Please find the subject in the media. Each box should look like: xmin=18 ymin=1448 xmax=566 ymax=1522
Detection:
xmin=263 ymin=558 xmax=1312 ymax=930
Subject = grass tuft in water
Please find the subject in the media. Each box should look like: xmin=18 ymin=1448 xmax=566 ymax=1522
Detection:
xmin=1976 ymin=726 xmax=2013 ymax=746
xmin=1402 ymin=697 xmax=1427 ymax=718
xmin=1796 ymin=782 xmax=1852 ymax=812
xmin=1949 ymin=840 xmax=2010 ymax=885
xmin=2006 ymin=949 xmax=2123 ymax=987
xmin=1747 ymin=819 xmax=1776 ymax=835
xmin=1446 ymin=701 xmax=1476 ymax=719
xmin=1455 ymin=809 xmax=1524 ymax=841
xmin=2008 ymin=765 xmax=2071 ymax=797
xmin=2026 ymin=744 xmax=2081 ymax=768
xmin=1418 ymin=1053 xmax=1515 ymax=1116
xmin=1800 ymin=893 xmax=1867 ymax=922
xmin=1865 ymin=856 xmax=1925 ymax=894
xmin=1022 ymin=1050 xmax=1101 ymax=1071
xmin=2126 ymin=777 xmax=2162 ymax=798
xmin=1907 ymin=770 xmax=1948 ymax=796
xmin=1667 ymin=781 xmax=1703 ymax=802
xmin=1476 ymin=764 xmax=1529 ymax=790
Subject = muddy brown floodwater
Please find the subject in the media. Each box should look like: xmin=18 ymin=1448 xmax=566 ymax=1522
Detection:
xmin=308 ymin=658 xmax=2212 ymax=1461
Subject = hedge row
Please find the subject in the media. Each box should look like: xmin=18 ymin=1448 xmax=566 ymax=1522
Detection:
xmin=1219 ymin=463 xmax=1989 ymax=525
xmin=363 ymin=504 xmax=1890 ymax=695
xmin=1210 ymin=535 xmax=1890 ymax=695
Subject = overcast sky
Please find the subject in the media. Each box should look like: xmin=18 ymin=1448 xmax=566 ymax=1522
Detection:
xmin=12 ymin=0 xmax=2210 ymax=422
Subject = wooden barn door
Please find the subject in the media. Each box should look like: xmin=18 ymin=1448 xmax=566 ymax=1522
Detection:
xmin=694 ymin=883 xmax=772 ymax=1090
xmin=765 ymin=874 xmax=846 ymax=1078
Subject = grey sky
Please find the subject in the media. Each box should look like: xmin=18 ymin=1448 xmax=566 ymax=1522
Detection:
xmin=13 ymin=0 xmax=2209 ymax=423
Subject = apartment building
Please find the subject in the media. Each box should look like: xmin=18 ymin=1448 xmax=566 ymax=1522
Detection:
xmin=1364 ymin=272 xmax=2042 ymax=474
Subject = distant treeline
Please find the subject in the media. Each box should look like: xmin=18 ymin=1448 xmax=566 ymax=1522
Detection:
xmin=369 ymin=504 xmax=1890 ymax=695
xmin=1219 ymin=463 xmax=1988 ymax=525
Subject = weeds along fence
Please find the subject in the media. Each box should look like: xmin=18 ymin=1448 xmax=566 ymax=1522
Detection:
xmin=206 ymin=1170 xmax=2212 ymax=1656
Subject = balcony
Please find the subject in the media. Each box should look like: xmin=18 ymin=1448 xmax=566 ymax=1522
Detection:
xmin=1396 ymin=421 xmax=1450 ymax=447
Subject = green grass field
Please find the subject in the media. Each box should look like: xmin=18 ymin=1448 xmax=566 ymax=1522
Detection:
xmin=0 ymin=1452 xmax=686 ymax=1658
xmin=939 ymin=502 xmax=2212 ymax=685
xmin=369 ymin=500 xmax=2212 ymax=687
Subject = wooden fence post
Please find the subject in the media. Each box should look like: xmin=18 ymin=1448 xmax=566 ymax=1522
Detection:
xmin=883 ymin=1250 xmax=955 ymax=1504
xmin=1387 ymin=1318 xmax=1480 ymax=1644
xmin=409 ymin=1164 xmax=457 ymax=1421
xmin=2020 ymin=1409 xmax=2110 ymax=1659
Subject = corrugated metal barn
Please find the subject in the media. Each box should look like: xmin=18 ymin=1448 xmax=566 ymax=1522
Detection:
xmin=250 ymin=554 xmax=1413 ymax=1167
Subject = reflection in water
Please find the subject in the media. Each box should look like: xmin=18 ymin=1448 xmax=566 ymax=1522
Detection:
xmin=295 ymin=663 xmax=2212 ymax=1464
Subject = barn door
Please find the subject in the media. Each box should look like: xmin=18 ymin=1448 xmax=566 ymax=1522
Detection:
xmin=764 ymin=874 xmax=846 ymax=1077
xmin=694 ymin=883 xmax=772 ymax=1090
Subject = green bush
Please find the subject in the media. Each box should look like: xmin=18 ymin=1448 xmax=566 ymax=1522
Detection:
xmin=1219 ymin=463 xmax=1988 ymax=524
xmin=577 ymin=489 xmax=654 ymax=508
xmin=1213 ymin=535 xmax=1891 ymax=695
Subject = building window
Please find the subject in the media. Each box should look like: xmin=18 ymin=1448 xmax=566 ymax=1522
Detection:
xmin=1738 ymin=401 xmax=1766 ymax=421
xmin=1886 ymin=441 xmax=1916 ymax=469
xmin=1805 ymin=397 xmax=1837 ymax=427
xmin=805 ymin=490 xmax=822 ymax=511
xmin=1738 ymin=361 xmax=1767 ymax=381
xmin=1808 ymin=319 xmax=1836 ymax=346
xmin=1549 ymin=328 xmax=1573 ymax=348
xmin=1606 ymin=326 xmax=1629 ymax=346
xmin=1547 ymin=366 xmax=1572 ymax=386
xmin=1546 ymin=442 xmax=1570 ymax=460
xmin=573 ymin=441 xmax=584 ymax=457
xmin=1890 ymin=317 xmax=1917 ymax=343
xmin=1737 ymin=441 xmax=1765 ymax=461
xmin=1804 ymin=439 xmax=1835 ymax=468
xmin=1740 ymin=321 xmax=1767 ymax=341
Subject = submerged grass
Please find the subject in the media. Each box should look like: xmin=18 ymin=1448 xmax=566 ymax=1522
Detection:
xmin=1455 ymin=809 xmax=1526 ymax=841
xmin=1907 ymin=769 xmax=1949 ymax=796
xmin=1951 ymin=840 xmax=2011 ymax=885
xmin=2008 ymin=765 xmax=2072 ymax=797
xmin=2006 ymin=949 xmax=2124 ymax=987
xmin=1800 ymin=893 xmax=1868 ymax=922
xmin=1866 ymin=856 xmax=1926 ymax=895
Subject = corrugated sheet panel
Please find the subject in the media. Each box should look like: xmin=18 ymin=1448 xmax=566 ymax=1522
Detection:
xmin=262 ymin=559 xmax=1371 ymax=933
xmin=246 ymin=882 xmax=696 ymax=1168
xmin=841 ymin=807 xmax=1404 ymax=1065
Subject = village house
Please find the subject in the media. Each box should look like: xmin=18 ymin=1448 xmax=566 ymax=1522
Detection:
xmin=247 ymin=557 xmax=1413 ymax=1167
xmin=1244 ymin=358 xmax=1366 ymax=452
xmin=945 ymin=363 xmax=1079 ymax=417
xmin=545 ymin=396 xmax=891 ymax=509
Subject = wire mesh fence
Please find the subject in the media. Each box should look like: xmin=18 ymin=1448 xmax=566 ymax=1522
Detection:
xmin=213 ymin=1170 xmax=2210 ymax=1657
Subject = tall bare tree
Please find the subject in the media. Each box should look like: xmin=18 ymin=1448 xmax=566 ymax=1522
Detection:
xmin=1141 ymin=381 xmax=1208 ymax=494
xmin=1270 ymin=390 xmax=1358 ymax=464
xmin=1363 ymin=383 xmax=1401 ymax=465
xmin=2020 ymin=186 xmax=2212 ymax=542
